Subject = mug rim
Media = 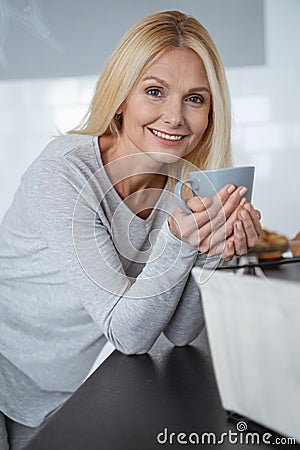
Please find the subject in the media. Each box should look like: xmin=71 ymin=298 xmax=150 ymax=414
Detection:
xmin=189 ymin=165 xmax=255 ymax=175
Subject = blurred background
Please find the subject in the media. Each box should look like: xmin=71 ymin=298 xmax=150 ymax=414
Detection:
xmin=0 ymin=0 xmax=299 ymax=237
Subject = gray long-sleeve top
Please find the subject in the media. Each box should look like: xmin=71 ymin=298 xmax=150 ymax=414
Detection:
xmin=0 ymin=134 xmax=207 ymax=427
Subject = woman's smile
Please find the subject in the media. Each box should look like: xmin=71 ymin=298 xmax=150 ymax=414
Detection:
xmin=148 ymin=127 xmax=187 ymax=144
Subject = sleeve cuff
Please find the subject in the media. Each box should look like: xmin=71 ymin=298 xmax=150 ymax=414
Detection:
xmin=163 ymin=219 xmax=198 ymax=258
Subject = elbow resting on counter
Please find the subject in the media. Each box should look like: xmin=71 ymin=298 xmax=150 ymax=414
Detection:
xmin=163 ymin=324 xmax=205 ymax=348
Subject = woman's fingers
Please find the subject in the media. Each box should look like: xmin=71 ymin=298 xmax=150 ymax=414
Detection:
xmin=185 ymin=197 xmax=214 ymax=246
xmin=237 ymin=206 xmax=261 ymax=249
xmin=182 ymin=184 xmax=248 ymax=224
xmin=199 ymin=232 xmax=235 ymax=260
xmin=214 ymin=204 xmax=261 ymax=257
xmin=190 ymin=185 xmax=249 ymax=255
xmin=215 ymin=185 xmax=247 ymax=215
xmin=233 ymin=220 xmax=248 ymax=255
xmin=221 ymin=239 xmax=235 ymax=261
xmin=199 ymin=193 xmax=247 ymax=251
xmin=168 ymin=204 xmax=212 ymax=248
xmin=212 ymin=201 xmax=261 ymax=254
xmin=243 ymin=202 xmax=262 ymax=236
xmin=233 ymin=205 xmax=261 ymax=255
xmin=214 ymin=184 xmax=242 ymax=208
xmin=205 ymin=185 xmax=248 ymax=232
xmin=186 ymin=195 xmax=212 ymax=213
xmin=222 ymin=205 xmax=242 ymax=237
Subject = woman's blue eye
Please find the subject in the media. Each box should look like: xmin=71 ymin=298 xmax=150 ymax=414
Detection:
xmin=146 ymin=88 xmax=162 ymax=97
xmin=187 ymin=95 xmax=204 ymax=104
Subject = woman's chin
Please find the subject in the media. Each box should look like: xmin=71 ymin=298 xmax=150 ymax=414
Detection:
xmin=147 ymin=151 xmax=182 ymax=165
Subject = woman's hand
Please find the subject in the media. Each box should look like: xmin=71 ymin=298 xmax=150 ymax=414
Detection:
xmin=224 ymin=199 xmax=261 ymax=259
xmin=169 ymin=184 xmax=261 ymax=260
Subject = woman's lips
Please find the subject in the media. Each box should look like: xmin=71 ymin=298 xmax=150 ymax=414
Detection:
xmin=149 ymin=128 xmax=187 ymax=144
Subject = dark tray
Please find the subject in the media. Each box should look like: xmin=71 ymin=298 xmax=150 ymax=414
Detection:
xmin=217 ymin=256 xmax=300 ymax=271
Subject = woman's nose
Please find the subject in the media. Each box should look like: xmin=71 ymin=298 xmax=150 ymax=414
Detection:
xmin=162 ymin=101 xmax=184 ymax=128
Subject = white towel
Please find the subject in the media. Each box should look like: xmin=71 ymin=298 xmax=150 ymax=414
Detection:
xmin=192 ymin=268 xmax=300 ymax=443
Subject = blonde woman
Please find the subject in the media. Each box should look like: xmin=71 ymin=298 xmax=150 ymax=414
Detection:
xmin=0 ymin=11 xmax=261 ymax=449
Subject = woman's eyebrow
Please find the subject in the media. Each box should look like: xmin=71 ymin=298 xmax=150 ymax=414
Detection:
xmin=187 ymin=86 xmax=210 ymax=94
xmin=142 ymin=76 xmax=169 ymax=87
xmin=141 ymin=76 xmax=210 ymax=94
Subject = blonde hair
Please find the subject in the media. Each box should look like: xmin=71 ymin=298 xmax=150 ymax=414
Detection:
xmin=69 ymin=10 xmax=233 ymax=184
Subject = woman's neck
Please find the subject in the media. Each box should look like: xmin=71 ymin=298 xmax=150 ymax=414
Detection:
xmin=98 ymin=135 xmax=168 ymax=218
xmin=99 ymin=135 xmax=168 ymax=198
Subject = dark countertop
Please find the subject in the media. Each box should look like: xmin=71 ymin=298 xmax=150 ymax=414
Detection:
xmin=26 ymin=329 xmax=299 ymax=450
xmin=26 ymin=260 xmax=300 ymax=450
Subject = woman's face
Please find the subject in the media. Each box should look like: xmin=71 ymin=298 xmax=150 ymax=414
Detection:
xmin=119 ymin=47 xmax=211 ymax=163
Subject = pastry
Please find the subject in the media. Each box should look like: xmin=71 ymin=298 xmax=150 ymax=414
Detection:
xmin=290 ymin=232 xmax=300 ymax=257
xmin=253 ymin=228 xmax=289 ymax=259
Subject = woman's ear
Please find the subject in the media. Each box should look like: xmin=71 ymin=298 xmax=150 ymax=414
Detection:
xmin=114 ymin=112 xmax=123 ymax=128
xmin=116 ymin=101 xmax=125 ymax=115
xmin=116 ymin=99 xmax=127 ymax=115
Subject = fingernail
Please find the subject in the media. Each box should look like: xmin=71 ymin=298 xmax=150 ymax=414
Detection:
xmin=244 ymin=202 xmax=252 ymax=212
xmin=239 ymin=187 xmax=248 ymax=196
xmin=241 ymin=210 xmax=248 ymax=219
xmin=228 ymin=240 xmax=233 ymax=249
xmin=240 ymin=197 xmax=247 ymax=206
xmin=256 ymin=212 xmax=261 ymax=219
xmin=227 ymin=185 xmax=236 ymax=193
xmin=235 ymin=221 xmax=243 ymax=230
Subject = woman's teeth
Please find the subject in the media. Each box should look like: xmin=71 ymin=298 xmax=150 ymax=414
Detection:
xmin=151 ymin=129 xmax=183 ymax=141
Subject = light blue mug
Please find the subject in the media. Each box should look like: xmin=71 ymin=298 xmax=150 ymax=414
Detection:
xmin=174 ymin=166 xmax=255 ymax=214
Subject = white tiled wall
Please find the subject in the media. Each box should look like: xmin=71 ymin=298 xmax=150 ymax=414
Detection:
xmin=227 ymin=65 xmax=300 ymax=238
xmin=0 ymin=65 xmax=300 ymax=238
xmin=0 ymin=76 xmax=96 ymax=224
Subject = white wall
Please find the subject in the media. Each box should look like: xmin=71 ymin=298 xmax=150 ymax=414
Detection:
xmin=0 ymin=0 xmax=299 ymax=239
xmin=226 ymin=0 xmax=300 ymax=237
